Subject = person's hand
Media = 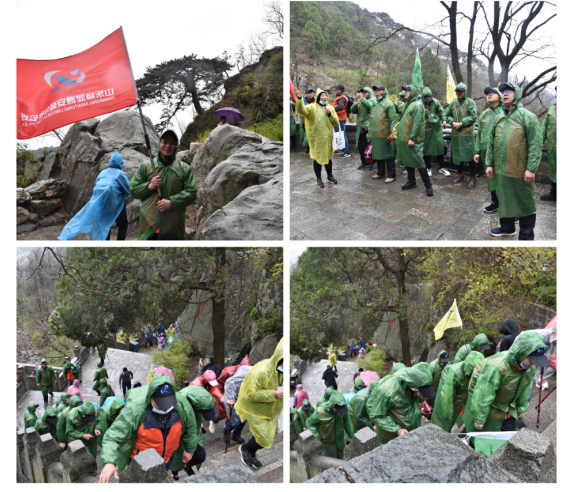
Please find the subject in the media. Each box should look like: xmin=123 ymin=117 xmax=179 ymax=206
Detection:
xmin=148 ymin=175 xmax=162 ymax=191
xmin=94 ymin=429 xmax=101 ymax=436
xmin=518 ymin=413 xmax=523 ymax=418
xmin=325 ymin=107 xmax=331 ymax=115
xmin=524 ymin=170 xmax=535 ymax=185
xmin=303 ymin=427 xmax=307 ymax=431
xmin=99 ymin=464 xmax=118 ymax=483
xmin=373 ymin=425 xmax=376 ymax=431
xmin=157 ymin=199 xmax=172 ymax=212
xmin=474 ymin=422 xmax=484 ymax=430
xmin=60 ymin=443 xmax=66 ymax=450
xmin=474 ymin=154 xmax=480 ymax=163
xmin=227 ymin=399 xmax=234 ymax=407
xmin=396 ymin=429 xmax=408 ymax=437
xmin=388 ymin=133 xmax=394 ymax=140
xmin=295 ymin=90 xmax=302 ymax=100
xmin=83 ymin=433 xmax=94 ymax=440
xmin=453 ymin=122 xmax=463 ymax=130
xmin=486 ymin=166 xmax=494 ymax=179
xmin=182 ymin=451 xmax=193 ymax=463
xmin=408 ymin=139 xmax=415 ymax=147
xmin=274 ymin=388 xmax=284 ymax=399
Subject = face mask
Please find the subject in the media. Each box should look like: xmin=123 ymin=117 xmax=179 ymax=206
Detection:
xmin=277 ymin=366 xmax=283 ymax=373
xmin=519 ymin=361 xmax=528 ymax=370
xmin=319 ymin=100 xmax=327 ymax=106
xmin=153 ymin=406 xmax=174 ymax=415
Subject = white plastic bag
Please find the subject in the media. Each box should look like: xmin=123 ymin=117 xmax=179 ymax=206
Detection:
xmin=277 ymin=407 xmax=285 ymax=433
xmin=332 ymin=128 xmax=345 ymax=151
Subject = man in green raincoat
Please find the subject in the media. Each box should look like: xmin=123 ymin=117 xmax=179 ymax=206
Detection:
xmin=306 ymin=390 xmax=353 ymax=458
xmin=463 ymin=331 xmax=549 ymax=434
xmin=58 ymin=395 xmax=82 ymax=450
xmin=368 ymin=85 xmax=397 ymax=181
xmin=290 ymin=407 xmax=303 ymax=448
xmin=428 ymin=351 xmax=452 ymax=406
xmin=540 ymin=96 xmax=557 ymax=201
xmin=454 ymin=334 xmax=491 ymax=364
xmin=474 ymin=87 xmax=504 ymax=213
xmin=295 ymin=89 xmax=339 ymax=188
xmin=349 ymin=378 xmax=367 ymax=394
xmin=36 ymin=359 xmax=56 ymax=406
xmin=317 ymin=386 xmax=335 ymax=407
xmin=55 ymin=393 xmax=71 ymax=414
xmin=296 ymin=399 xmax=314 ymax=430
xmin=351 ymin=87 xmax=376 ymax=170
xmin=92 ymin=361 xmax=109 ymax=395
xmin=67 ymin=401 xmax=100 ymax=459
xmin=399 ymin=85 xmax=434 ymax=196
xmin=96 ymin=340 xmax=108 ymax=366
xmin=35 ymin=406 xmax=59 ymax=441
xmin=96 ymin=399 xmax=124 ymax=446
xmin=99 ymin=378 xmax=115 ymax=407
xmin=125 ymin=381 xmax=142 ymax=400
xmin=431 ymin=351 xmax=484 ymax=432
xmin=485 ymin=83 xmax=542 ymax=240
xmin=62 ymin=359 xmax=82 ymax=388
xmin=422 ymin=86 xmax=448 ymax=177
xmin=347 ymin=380 xmax=379 ymax=435
xmin=99 ymin=375 xmax=194 ymax=482
xmin=130 ymin=129 xmax=197 ymax=240
xmin=236 ymin=338 xmax=283 ymax=469
xmin=445 ymin=82 xmax=478 ymax=187
xmin=169 ymin=385 xmax=216 ymax=479
xmin=366 ymin=362 xmax=435 ymax=444
xmin=394 ymin=91 xmax=406 ymax=115
xmin=24 ymin=402 xmax=40 ymax=429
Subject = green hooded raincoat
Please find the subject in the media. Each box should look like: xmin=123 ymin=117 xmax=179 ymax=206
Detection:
xmin=99 ymin=378 xmax=115 ymax=408
xmin=349 ymin=378 xmax=367 ymax=394
xmin=35 ymin=406 xmax=59 ymax=441
xmin=96 ymin=399 xmax=124 ymax=446
xmin=368 ymin=88 xmax=397 ymax=160
xmin=422 ymin=87 xmax=445 ymax=156
xmin=55 ymin=393 xmax=70 ymax=414
xmin=92 ymin=362 xmax=109 ymax=392
xmin=317 ymin=386 xmax=335 ymax=407
xmin=24 ymin=403 xmax=39 ymax=429
xmin=67 ymin=401 xmax=98 ymax=458
xmin=350 ymin=87 xmax=376 ymax=148
xmin=296 ymin=399 xmax=314 ymax=429
xmin=454 ymin=333 xmax=490 ymax=364
xmin=542 ymin=103 xmax=557 ymax=183
xmin=445 ymin=82 xmax=478 ymax=164
xmin=428 ymin=350 xmax=449 ymax=406
xmin=397 ymin=85 xmax=426 ymax=169
xmin=57 ymin=395 xmax=83 ymax=444
xmin=130 ymin=130 xmax=197 ymax=240
xmin=290 ymin=407 xmax=303 ymax=446
xmin=36 ymin=359 xmax=56 ymax=396
xmin=348 ymin=380 xmax=379 ymax=435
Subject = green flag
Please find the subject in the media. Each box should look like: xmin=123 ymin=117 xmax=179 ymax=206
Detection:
xmin=412 ymin=49 xmax=423 ymax=89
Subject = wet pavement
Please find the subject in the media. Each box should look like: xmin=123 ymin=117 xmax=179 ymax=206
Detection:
xmin=290 ymin=151 xmax=556 ymax=241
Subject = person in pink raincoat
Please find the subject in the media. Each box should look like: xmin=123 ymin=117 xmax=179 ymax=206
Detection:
xmin=67 ymin=379 xmax=84 ymax=402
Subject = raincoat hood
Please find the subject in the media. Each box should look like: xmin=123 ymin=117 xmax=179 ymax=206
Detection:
xmin=485 ymin=86 xmax=503 ymax=105
xmin=353 ymin=379 xmax=367 ymax=391
xmin=146 ymin=374 xmax=176 ymax=407
xmin=397 ymin=362 xmax=433 ymax=388
xmin=97 ymin=362 xmax=103 ymax=369
xmin=302 ymin=398 xmax=312 ymax=410
xmin=39 ymin=406 xmax=57 ymax=422
xmin=463 ymin=351 xmax=485 ymax=375
xmin=323 ymin=390 xmax=347 ymax=412
xmin=471 ymin=333 xmax=490 ymax=350
xmin=375 ymin=86 xmax=388 ymax=100
xmin=436 ymin=350 xmax=449 ymax=365
xmin=41 ymin=358 xmax=48 ymax=366
xmin=422 ymin=87 xmax=433 ymax=98
xmin=362 ymin=86 xmax=374 ymax=99
xmin=108 ymin=151 xmax=124 ymax=170
xmin=508 ymin=331 xmax=547 ymax=363
xmin=27 ymin=403 xmax=39 ymax=413
xmin=109 ymin=399 xmax=124 ymax=417
xmin=390 ymin=362 xmax=406 ymax=375
xmin=498 ymin=318 xmax=519 ymax=336
xmin=455 ymin=82 xmax=468 ymax=99
xmin=321 ymin=386 xmax=335 ymax=402
xmin=315 ymin=88 xmax=329 ymax=104
xmin=159 ymin=130 xmax=179 ymax=161
xmin=181 ymin=385 xmax=215 ymax=412
xmin=406 ymin=85 xmax=420 ymax=102
xmin=99 ymin=378 xmax=108 ymax=389
xmin=222 ymin=365 xmax=253 ymax=404
xmin=70 ymin=395 xmax=83 ymax=408
xmin=78 ymin=401 xmax=96 ymax=417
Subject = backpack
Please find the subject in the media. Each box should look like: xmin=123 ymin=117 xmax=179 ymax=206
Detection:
xmin=345 ymin=94 xmax=355 ymax=114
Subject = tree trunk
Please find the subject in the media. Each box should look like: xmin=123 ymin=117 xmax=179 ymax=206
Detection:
xmin=212 ymin=247 xmax=226 ymax=366
xmin=396 ymin=250 xmax=412 ymax=366
xmin=445 ymin=2 xmax=465 ymax=84
xmin=466 ymin=2 xmax=479 ymax=91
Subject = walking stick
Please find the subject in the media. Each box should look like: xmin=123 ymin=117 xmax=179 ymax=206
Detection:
xmin=137 ymin=102 xmax=162 ymax=200
xmin=535 ymin=385 xmax=556 ymax=409
xmin=225 ymin=406 xmax=233 ymax=453
xmin=536 ymin=367 xmax=544 ymax=428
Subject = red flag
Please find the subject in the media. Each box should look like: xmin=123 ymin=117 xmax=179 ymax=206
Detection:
xmin=17 ymin=27 xmax=138 ymax=139
xmin=290 ymin=78 xmax=296 ymax=102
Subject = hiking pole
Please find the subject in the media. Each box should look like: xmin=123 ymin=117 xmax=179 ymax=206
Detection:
xmin=225 ymin=406 xmax=233 ymax=453
xmin=535 ymin=385 xmax=557 ymax=409
xmin=137 ymin=101 xmax=162 ymax=200
xmin=536 ymin=367 xmax=544 ymax=428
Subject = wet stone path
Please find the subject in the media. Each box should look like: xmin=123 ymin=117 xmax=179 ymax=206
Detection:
xmin=290 ymin=151 xmax=556 ymax=241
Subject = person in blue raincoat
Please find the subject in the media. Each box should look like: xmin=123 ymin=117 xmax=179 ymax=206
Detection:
xmin=144 ymin=325 xmax=154 ymax=348
xmin=59 ymin=151 xmax=130 ymax=241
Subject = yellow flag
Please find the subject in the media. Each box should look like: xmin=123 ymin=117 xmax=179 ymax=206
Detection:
xmin=434 ymin=299 xmax=462 ymax=340
xmin=446 ymin=65 xmax=456 ymax=105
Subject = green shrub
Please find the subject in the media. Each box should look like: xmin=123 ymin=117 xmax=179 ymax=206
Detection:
xmin=358 ymin=348 xmax=388 ymax=378
xmin=246 ymin=118 xmax=283 ymax=141
xmin=151 ymin=338 xmax=195 ymax=390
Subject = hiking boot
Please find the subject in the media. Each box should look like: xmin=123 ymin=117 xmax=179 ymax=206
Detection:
xmin=426 ymin=186 xmax=434 ymax=196
xmin=357 ymin=163 xmax=367 ymax=170
xmin=467 ymin=174 xmax=477 ymax=189
xmin=317 ymin=179 xmax=325 ymax=188
xmin=368 ymin=163 xmax=375 ymax=171
xmin=239 ymin=445 xmax=254 ymax=468
xmin=427 ymin=168 xmax=433 ymax=177
xmin=372 ymin=174 xmax=386 ymax=179
xmin=439 ymin=167 xmax=451 ymax=176
xmin=514 ymin=218 xmax=519 ymax=224
xmin=250 ymin=455 xmax=262 ymax=469
xmin=401 ymin=182 xmax=417 ymax=191
xmin=385 ymin=177 xmax=396 ymax=183
xmin=183 ymin=465 xmax=195 ymax=476
xmin=453 ymin=172 xmax=465 ymax=184
xmin=231 ymin=433 xmax=245 ymax=444
xmin=489 ymin=227 xmax=517 ymax=237
xmin=484 ymin=202 xmax=499 ymax=213
xmin=327 ymin=175 xmax=338 ymax=184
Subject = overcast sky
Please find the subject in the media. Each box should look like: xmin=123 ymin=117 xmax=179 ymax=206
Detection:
xmin=290 ymin=246 xmax=307 ymax=266
xmin=17 ymin=0 xmax=276 ymax=148
xmin=355 ymin=1 xmax=556 ymax=81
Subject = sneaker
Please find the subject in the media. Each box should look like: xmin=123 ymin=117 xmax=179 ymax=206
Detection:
xmin=439 ymin=167 xmax=451 ymax=176
xmin=514 ymin=218 xmax=519 ymax=224
xmin=426 ymin=186 xmax=434 ymax=196
xmin=209 ymin=421 xmax=216 ymax=433
xmin=401 ymin=182 xmax=417 ymax=191
xmin=368 ymin=164 xmax=375 ymax=171
xmin=239 ymin=445 xmax=254 ymax=468
xmin=250 ymin=455 xmax=262 ymax=469
xmin=171 ymin=472 xmax=180 ymax=481
xmin=385 ymin=177 xmax=396 ymax=183
xmin=231 ymin=434 xmax=245 ymax=444
xmin=357 ymin=163 xmax=367 ymax=170
xmin=484 ymin=202 xmax=499 ymax=213
xmin=427 ymin=168 xmax=432 ymax=177
xmin=44 ymin=401 xmax=48 ymax=406
xmin=327 ymin=175 xmax=338 ymax=185
xmin=341 ymin=153 xmax=351 ymax=158
xmin=372 ymin=174 xmax=386 ymax=180
xmin=489 ymin=227 xmax=517 ymax=237
xmin=402 ymin=168 xmax=408 ymax=174
xmin=453 ymin=173 xmax=465 ymax=184
xmin=317 ymin=179 xmax=324 ymax=188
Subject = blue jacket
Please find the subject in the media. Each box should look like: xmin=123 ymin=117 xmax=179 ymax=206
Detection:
xmin=59 ymin=151 xmax=130 ymax=240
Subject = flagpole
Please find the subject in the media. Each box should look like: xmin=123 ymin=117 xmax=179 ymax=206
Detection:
xmin=456 ymin=298 xmax=467 ymax=345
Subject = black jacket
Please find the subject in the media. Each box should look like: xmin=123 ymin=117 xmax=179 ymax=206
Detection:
xmin=497 ymin=318 xmax=520 ymax=352
xmin=322 ymin=368 xmax=338 ymax=387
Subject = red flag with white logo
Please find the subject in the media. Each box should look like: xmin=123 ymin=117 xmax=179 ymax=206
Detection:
xmin=17 ymin=27 xmax=138 ymax=139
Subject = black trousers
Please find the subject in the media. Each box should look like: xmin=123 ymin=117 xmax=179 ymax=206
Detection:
xmin=290 ymin=135 xmax=296 ymax=152
xmin=376 ymin=158 xmax=396 ymax=178
xmin=106 ymin=203 xmax=128 ymax=240
xmin=501 ymin=416 xmax=516 ymax=431
xmin=406 ymin=167 xmax=432 ymax=188
xmin=358 ymin=129 xmax=369 ymax=164
xmin=500 ymin=214 xmax=536 ymax=241
xmin=424 ymin=155 xmax=444 ymax=169
xmin=490 ymin=191 xmax=499 ymax=205
xmin=243 ymin=435 xmax=264 ymax=457
xmin=313 ymin=160 xmax=333 ymax=180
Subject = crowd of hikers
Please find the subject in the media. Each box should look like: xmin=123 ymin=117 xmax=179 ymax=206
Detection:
xmin=291 ymin=81 xmax=556 ymax=241
xmin=290 ymin=319 xmax=556 ymax=458
xmin=22 ymin=338 xmax=284 ymax=482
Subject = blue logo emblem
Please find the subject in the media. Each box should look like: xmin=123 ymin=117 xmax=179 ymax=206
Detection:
xmin=44 ymin=69 xmax=86 ymax=94
xmin=160 ymin=385 xmax=169 ymax=395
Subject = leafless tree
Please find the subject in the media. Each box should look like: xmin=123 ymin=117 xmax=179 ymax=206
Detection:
xmin=262 ymin=1 xmax=283 ymax=41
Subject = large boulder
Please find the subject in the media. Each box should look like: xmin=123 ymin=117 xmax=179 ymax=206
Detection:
xmin=96 ymin=111 xmax=159 ymax=157
xmin=427 ymin=340 xmax=450 ymax=363
xmin=27 ymin=199 xmax=63 ymax=217
xmin=16 ymin=188 xmax=31 ymax=205
xmin=196 ymin=176 xmax=283 ymax=240
xmin=195 ymin=141 xmax=283 ymax=228
xmin=185 ymin=463 xmax=262 ymax=483
xmin=308 ymin=425 xmax=519 ymax=483
xmin=17 ymin=206 xmax=29 ymax=225
xmin=24 ymin=178 xmax=67 ymax=200
xmin=17 ymin=222 xmax=38 ymax=235
xmin=249 ymin=333 xmax=280 ymax=365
